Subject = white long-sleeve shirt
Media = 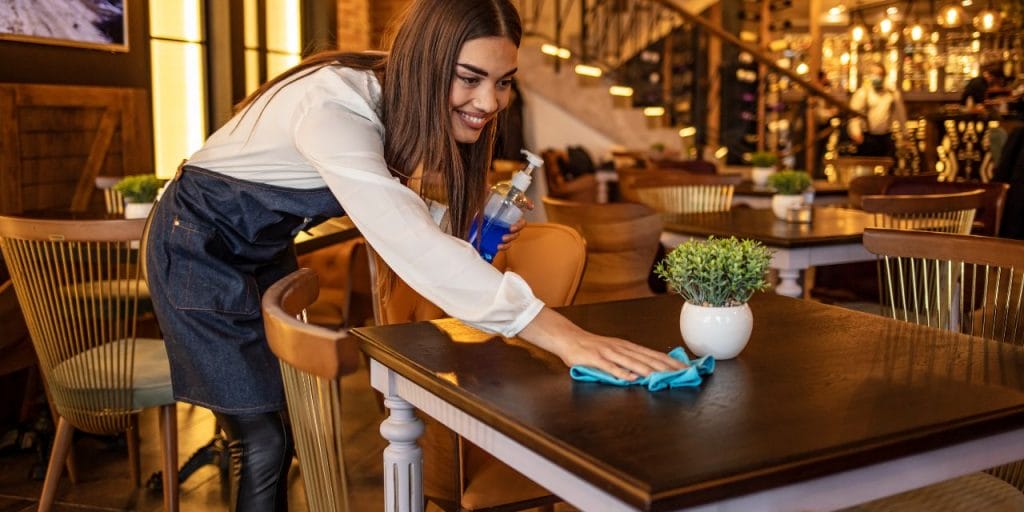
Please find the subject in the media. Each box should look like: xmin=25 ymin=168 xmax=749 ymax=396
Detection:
xmin=847 ymin=84 xmax=907 ymax=139
xmin=188 ymin=66 xmax=544 ymax=337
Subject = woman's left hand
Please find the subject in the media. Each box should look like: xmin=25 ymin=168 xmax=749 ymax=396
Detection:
xmin=496 ymin=217 xmax=527 ymax=251
xmin=496 ymin=197 xmax=534 ymax=251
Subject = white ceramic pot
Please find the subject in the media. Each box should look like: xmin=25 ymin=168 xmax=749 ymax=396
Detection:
xmin=679 ymin=302 xmax=753 ymax=359
xmin=771 ymin=194 xmax=803 ymax=221
xmin=751 ymin=166 xmax=775 ymax=186
xmin=124 ymin=201 xmax=154 ymax=219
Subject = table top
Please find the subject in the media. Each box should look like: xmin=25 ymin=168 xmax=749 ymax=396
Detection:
xmin=734 ymin=180 xmax=847 ymax=197
xmin=353 ymin=293 xmax=1024 ymax=511
xmin=662 ymin=206 xmax=874 ymax=248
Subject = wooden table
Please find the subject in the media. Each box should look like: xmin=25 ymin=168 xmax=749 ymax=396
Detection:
xmin=354 ymin=294 xmax=1024 ymax=512
xmin=661 ymin=206 xmax=874 ymax=297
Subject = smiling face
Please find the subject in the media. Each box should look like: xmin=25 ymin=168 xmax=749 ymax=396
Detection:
xmin=449 ymin=36 xmax=519 ymax=144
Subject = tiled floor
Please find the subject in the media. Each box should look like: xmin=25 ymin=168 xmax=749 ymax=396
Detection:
xmin=0 ymin=360 xmax=387 ymax=511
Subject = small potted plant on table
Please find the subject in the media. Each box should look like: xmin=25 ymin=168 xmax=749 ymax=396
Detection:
xmin=749 ymin=151 xmax=778 ymax=187
xmin=113 ymin=174 xmax=164 ymax=219
xmin=655 ymin=237 xmax=772 ymax=359
xmin=766 ymin=170 xmax=813 ymax=221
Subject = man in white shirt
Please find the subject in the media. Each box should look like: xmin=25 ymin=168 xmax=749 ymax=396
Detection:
xmin=848 ymin=63 xmax=907 ymax=157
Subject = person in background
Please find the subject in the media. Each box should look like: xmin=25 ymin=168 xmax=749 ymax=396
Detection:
xmin=144 ymin=1 xmax=683 ymax=510
xmin=848 ymin=62 xmax=907 ymax=157
xmin=961 ymin=62 xmax=1007 ymax=108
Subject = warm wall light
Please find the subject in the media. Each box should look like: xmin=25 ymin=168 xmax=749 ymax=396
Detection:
xmin=574 ymin=64 xmax=602 ymax=77
xmin=678 ymin=126 xmax=697 ymax=137
xmin=878 ymin=18 xmax=893 ymax=34
xmin=795 ymin=62 xmax=810 ymax=75
xmin=715 ymin=147 xmax=729 ymax=159
xmin=851 ymin=25 xmax=866 ymax=42
xmin=936 ymin=3 xmax=966 ymax=27
xmin=643 ymin=106 xmax=666 ymax=117
xmin=908 ymin=23 xmax=925 ymax=41
xmin=973 ymin=8 xmax=1001 ymax=32
xmin=609 ymin=85 xmax=634 ymax=97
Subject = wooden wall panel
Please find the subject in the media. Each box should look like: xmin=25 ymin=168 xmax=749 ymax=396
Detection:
xmin=0 ymin=84 xmax=152 ymax=215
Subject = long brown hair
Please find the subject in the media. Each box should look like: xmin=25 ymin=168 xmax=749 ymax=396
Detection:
xmin=235 ymin=0 xmax=522 ymax=238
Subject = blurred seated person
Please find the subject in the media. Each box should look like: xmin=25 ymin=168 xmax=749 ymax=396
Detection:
xmin=848 ymin=62 xmax=906 ymax=158
xmin=961 ymin=62 xmax=1008 ymax=109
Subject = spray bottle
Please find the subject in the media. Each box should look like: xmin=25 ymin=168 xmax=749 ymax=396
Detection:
xmin=470 ymin=149 xmax=543 ymax=262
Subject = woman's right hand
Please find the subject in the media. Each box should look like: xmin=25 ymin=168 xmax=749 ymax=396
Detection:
xmin=518 ymin=307 xmax=686 ymax=380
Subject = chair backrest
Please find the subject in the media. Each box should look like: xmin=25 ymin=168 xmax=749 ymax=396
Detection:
xmin=847 ymin=172 xmax=940 ymax=209
xmin=618 ymin=168 xmax=740 ymax=213
xmin=650 ymin=158 xmax=718 ymax=174
xmin=861 ymin=189 xmax=985 ymax=234
xmin=95 ymin=176 xmax=125 ymax=216
xmin=543 ymin=197 xmax=662 ymax=304
xmin=262 ymin=268 xmax=353 ymax=512
xmin=883 ymin=181 xmax=1009 ymax=237
xmin=368 ymin=223 xmax=587 ymax=326
xmin=0 ymin=216 xmax=147 ymax=435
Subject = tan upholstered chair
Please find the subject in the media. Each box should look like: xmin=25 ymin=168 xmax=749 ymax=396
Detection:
xmin=543 ymin=197 xmax=662 ymax=304
xmin=296 ymin=237 xmax=373 ymax=331
xmin=539 ymin=149 xmax=598 ymax=203
xmin=863 ymin=228 xmax=1024 ymax=494
xmin=0 ymin=216 xmax=179 ymax=512
xmin=617 ymin=168 xmax=740 ymax=213
xmin=861 ymin=189 xmax=986 ymax=234
xmin=367 ymin=222 xmax=585 ymax=511
xmin=262 ymin=268 xmax=359 ymax=512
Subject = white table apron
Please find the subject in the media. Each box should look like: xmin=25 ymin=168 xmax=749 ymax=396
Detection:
xmin=370 ymin=358 xmax=1024 ymax=512
xmin=661 ymin=232 xmax=873 ymax=298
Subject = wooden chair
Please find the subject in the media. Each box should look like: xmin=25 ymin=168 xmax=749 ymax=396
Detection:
xmin=262 ymin=268 xmax=358 ymax=512
xmin=618 ymin=168 xmax=740 ymax=213
xmin=543 ymin=197 xmax=662 ymax=304
xmin=95 ymin=176 xmax=125 ymax=216
xmin=366 ymin=223 xmax=585 ymax=512
xmin=0 ymin=216 xmax=179 ymax=512
xmin=863 ymin=228 xmax=1024 ymax=493
xmin=882 ymin=181 xmax=1010 ymax=237
xmin=539 ymin=149 xmax=598 ymax=203
xmin=649 ymin=158 xmax=717 ymax=174
xmin=846 ymin=172 xmax=940 ymax=210
xmin=296 ymin=237 xmax=374 ymax=332
xmin=861 ymin=189 xmax=986 ymax=234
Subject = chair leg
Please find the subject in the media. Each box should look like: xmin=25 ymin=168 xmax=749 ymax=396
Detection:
xmin=39 ymin=417 xmax=74 ymax=512
xmin=127 ymin=414 xmax=141 ymax=487
xmin=42 ymin=380 xmax=77 ymax=484
xmin=158 ymin=404 xmax=179 ymax=512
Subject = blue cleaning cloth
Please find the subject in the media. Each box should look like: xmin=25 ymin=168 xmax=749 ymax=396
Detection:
xmin=570 ymin=347 xmax=715 ymax=391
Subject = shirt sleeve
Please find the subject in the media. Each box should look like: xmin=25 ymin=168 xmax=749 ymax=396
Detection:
xmin=291 ymin=88 xmax=544 ymax=337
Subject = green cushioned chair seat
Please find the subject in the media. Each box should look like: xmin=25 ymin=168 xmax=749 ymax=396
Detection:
xmin=51 ymin=337 xmax=173 ymax=410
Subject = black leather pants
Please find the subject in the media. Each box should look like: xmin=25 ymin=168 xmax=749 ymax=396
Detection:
xmin=214 ymin=411 xmax=294 ymax=512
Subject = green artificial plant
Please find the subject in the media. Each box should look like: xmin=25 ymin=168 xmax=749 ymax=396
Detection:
xmin=655 ymin=236 xmax=772 ymax=307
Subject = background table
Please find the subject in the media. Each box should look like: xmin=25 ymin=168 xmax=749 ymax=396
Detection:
xmin=355 ymin=294 xmax=1024 ymax=511
xmin=662 ymin=206 xmax=874 ymax=297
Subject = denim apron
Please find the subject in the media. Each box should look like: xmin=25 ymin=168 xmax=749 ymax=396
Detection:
xmin=146 ymin=165 xmax=344 ymax=413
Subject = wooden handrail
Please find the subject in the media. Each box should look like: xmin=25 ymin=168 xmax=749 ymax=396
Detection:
xmin=650 ymin=0 xmax=860 ymax=118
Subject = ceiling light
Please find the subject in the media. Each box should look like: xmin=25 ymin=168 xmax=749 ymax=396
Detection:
xmin=936 ymin=3 xmax=966 ymax=27
xmin=609 ymin=86 xmax=634 ymax=97
xmin=643 ymin=106 xmax=665 ymax=117
xmin=878 ymin=18 xmax=893 ymax=34
xmin=908 ymin=23 xmax=925 ymax=41
xmin=851 ymin=25 xmax=866 ymax=42
xmin=574 ymin=64 xmax=602 ymax=77
xmin=678 ymin=126 xmax=697 ymax=137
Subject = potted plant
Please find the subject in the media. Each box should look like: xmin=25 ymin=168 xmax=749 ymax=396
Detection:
xmin=655 ymin=237 xmax=772 ymax=359
xmin=766 ymin=170 xmax=813 ymax=221
xmin=749 ymin=151 xmax=778 ymax=187
xmin=113 ymin=174 xmax=164 ymax=219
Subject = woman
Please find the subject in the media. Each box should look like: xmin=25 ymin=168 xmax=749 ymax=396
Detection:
xmin=146 ymin=0 xmax=683 ymax=510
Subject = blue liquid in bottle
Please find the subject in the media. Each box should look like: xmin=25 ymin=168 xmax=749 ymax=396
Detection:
xmin=476 ymin=218 xmax=511 ymax=262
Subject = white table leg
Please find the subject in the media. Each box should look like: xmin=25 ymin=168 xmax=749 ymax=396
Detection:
xmin=380 ymin=395 xmax=425 ymax=512
xmin=775 ymin=268 xmax=804 ymax=297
